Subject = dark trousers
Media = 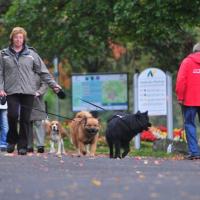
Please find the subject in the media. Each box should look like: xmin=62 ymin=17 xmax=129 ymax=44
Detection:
xmin=182 ymin=106 xmax=200 ymax=156
xmin=6 ymin=94 xmax=34 ymax=149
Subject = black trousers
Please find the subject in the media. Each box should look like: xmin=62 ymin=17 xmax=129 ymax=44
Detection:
xmin=6 ymin=94 xmax=34 ymax=149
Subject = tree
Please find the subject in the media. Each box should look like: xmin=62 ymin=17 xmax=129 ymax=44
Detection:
xmin=1 ymin=0 xmax=200 ymax=72
xmin=112 ymin=0 xmax=200 ymax=71
xmin=1 ymin=0 xmax=114 ymax=72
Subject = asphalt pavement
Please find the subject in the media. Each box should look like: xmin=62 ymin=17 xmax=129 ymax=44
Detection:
xmin=0 ymin=152 xmax=200 ymax=200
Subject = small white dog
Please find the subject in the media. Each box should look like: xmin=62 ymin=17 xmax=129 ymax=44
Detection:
xmin=48 ymin=120 xmax=66 ymax=155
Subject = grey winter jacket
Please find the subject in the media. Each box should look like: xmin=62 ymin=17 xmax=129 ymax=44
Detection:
xmin=0 ymin=45 xmax=57 ymax=95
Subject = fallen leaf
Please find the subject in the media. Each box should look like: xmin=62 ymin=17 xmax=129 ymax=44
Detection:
xmin=91 ymin=179 xmax=101 ymax=187
xmin=34 ymin=193 xmax=40 ymax=199
xmin=154 ymin=160 xmax=160 ymax=165
xmin=135 ymin=156 xmax=142 ymax=160
xmin=15 ymin=188 xmax=21 ymax=194
xmin=124 ymin=186 xmax=130 ymax=191
xmin=144 ymin=160 xmax=148 ymax=164
xmin=43 ymin=155 xmax=48 ymax=160
xmin=111 ymin=192 xmax=123 ymax=198
xmin=157 ymin=173 xmax=165 ymax=178
xmin=114 ymin=176 xmax=121 ymax=183
xmin=68 ymin=182 xmax=78 ymax=190
xmin=59 ymin=191 xmax=68 ymax=197
xmin=46 ymin=190 xmax=55 ymax=198
xmin=138 ymin=174 xmax=146 ymax=180
xmin=149 ymin=192 xmax=160 ymax=198
xmin=60 ymin=159 xmax=64 ymax=163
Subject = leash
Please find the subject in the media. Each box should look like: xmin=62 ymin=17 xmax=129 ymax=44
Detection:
xmin=12 ymin=98 xmax=74 ymax=121
xmin=80 ymin=98 xmax=138 ymax=132
xmin=80 ymin=98 xmax=107 ymax=111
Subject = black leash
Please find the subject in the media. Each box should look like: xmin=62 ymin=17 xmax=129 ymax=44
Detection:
xmin=13 ymin=99 xmax=74 ymax=121
xmin=80 ymin=98 xmax=107 ymax=111
xmin=80 ymin=98 xmax=135 ymax=132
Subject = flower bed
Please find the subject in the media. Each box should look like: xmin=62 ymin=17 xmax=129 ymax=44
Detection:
xmin=141 ymin=126 xmax=186 ymax=142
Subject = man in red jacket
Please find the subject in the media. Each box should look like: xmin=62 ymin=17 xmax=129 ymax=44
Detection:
xmin=176 ymin=43 xmax=200 ymax=160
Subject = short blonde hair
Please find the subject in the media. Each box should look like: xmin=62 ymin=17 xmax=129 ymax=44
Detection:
xmin=9 ymin=27 xmax=27 ymax=44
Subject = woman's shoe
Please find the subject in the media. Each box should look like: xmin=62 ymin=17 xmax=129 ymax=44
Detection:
xmin=7 ymin=144 xmax=15 ymax=153
xmin=18 ymin=148 xmax=27 ymax=155
xmin=37 ymin=146 xmax=44 ymax=153
xmin=27 ymin=148 xmax=34 ymax=153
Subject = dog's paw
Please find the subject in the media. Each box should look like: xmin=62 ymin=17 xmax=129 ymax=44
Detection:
xmin=62 ymin=151 xmax=66 ymax=155
xmin=89 ymin=153 xmax=95 ymax=157
xmin=56 ymin=153 xmax=62 ymax=158
xmin=49 ymin=149 xmax=56 ymax=153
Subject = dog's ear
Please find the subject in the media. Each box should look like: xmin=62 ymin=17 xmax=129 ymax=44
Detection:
xmin=97 ymin=117 xmax=101 ymax=123
xmin=97 ymin=118 xmax=101 ymax=128
xmin=59 ymin=122 xmax=68 ymax=138
xmin=96 ymin=117 xmax=101 ymax=126
xmin=144 ymin=111 xmax=148 ymax=115
xmin=57 ymin=122 xmax=62 ymax=131
xmin=81 ymin=117 xmax=87 ymax=126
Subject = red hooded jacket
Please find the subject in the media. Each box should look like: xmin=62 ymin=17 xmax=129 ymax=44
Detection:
xmin=176 ymin=52 xmax=200 ymax=106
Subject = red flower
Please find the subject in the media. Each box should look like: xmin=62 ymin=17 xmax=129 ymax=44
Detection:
xmin=141 ymin=130 xmax=157 ymax=142
xmin=158 ymin=125 xmax=167 ymax=132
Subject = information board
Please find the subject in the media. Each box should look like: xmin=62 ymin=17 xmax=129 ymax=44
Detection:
xmin=71 ymin=73 xmax=128 ymax=111
xmin=138 ymin=68 xmax=167 ymax=116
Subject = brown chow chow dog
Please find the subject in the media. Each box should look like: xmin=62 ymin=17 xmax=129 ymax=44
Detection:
xmin=69 ymin=111 xmax=100 ymax=156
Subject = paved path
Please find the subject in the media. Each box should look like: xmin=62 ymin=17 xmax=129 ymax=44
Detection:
xmin=0 ymin=152 xmax=199 ymax=200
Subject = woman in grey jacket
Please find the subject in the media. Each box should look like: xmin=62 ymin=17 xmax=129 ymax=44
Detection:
xmin=0 ymin=27 xmax=61 ymax=155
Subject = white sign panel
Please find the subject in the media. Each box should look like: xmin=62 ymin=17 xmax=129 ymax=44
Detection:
xmin=138 ymin=68 xmax=167 ymax=116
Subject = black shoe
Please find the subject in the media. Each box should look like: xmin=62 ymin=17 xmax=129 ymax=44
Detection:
xmin=7 ymin=144 xmax=15 ymax=153
xmin=37 ymin=146 xmax=44 ymax=153
xmin=18 ymin=148 xmax=27 ymax=155
xmin=184 ymin=154 xmax=200 ymax=160
xmin=27 ymin=148 xmax=34 ymax=153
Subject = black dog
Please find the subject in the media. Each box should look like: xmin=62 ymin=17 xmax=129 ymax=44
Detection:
xmin=106 ymin=111 xmax=151 ymax=159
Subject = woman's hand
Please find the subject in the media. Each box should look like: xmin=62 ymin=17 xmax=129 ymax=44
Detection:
xmin=0 ymin=90 xmax=7 ymax=97
xmin=53 ymin=84 xmax=62 ymax=93
xmin=178 ymin=100 xmax=183 ymax=105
